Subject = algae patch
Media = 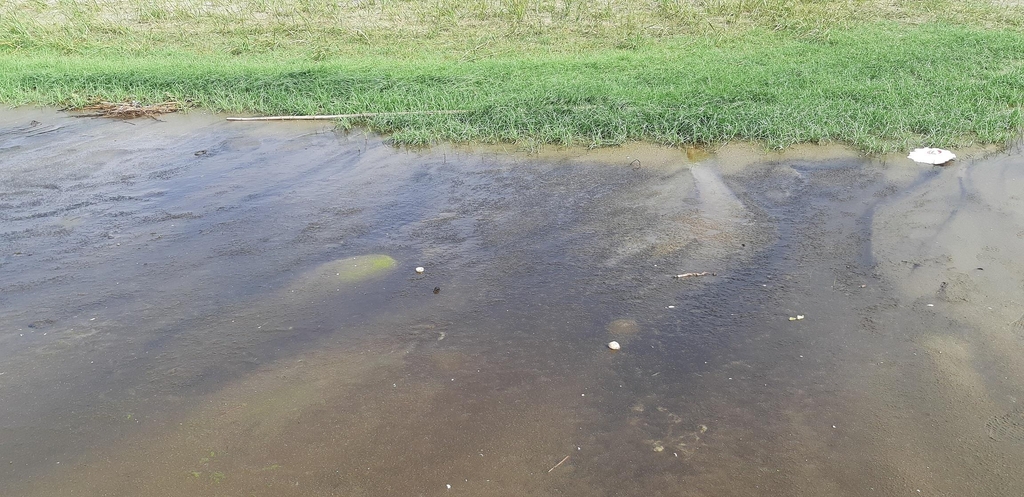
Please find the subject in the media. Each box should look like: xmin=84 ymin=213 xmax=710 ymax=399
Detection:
xmin=285 ymin=255 xmax=397 ymax=299
xmin=320 ymin=255 xmax=397 ymax=283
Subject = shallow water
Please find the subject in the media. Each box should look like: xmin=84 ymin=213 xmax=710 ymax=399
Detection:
xmin=1 ymin=108 xmax=1023 ymax=496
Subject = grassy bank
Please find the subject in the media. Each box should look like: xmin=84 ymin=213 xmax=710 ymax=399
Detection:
xmin=2 ymin=1 xmax=1024 ymax=151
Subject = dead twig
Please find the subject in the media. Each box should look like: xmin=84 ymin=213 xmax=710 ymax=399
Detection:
xmin=547 ymin=455 xmax=570 ymax=473
xmin=226 ymin=110 xmax=467 ymax=122
xmin=674 ymin=272 xmax=716 ymax=279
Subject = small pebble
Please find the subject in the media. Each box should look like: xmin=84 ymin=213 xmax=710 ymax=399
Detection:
xmin=608 ymin=341 xmax=621 ymax=350
xmin=415 ymin=267 xmax=424 ymax=274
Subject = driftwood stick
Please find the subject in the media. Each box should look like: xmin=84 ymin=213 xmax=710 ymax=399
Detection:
xmin=673 ymin=271 xmax=716 ymax=279
xmin=226 ymin=110 xmax=467 ymax=121
xmin=547 ymin=455 xmax=570 ymax=473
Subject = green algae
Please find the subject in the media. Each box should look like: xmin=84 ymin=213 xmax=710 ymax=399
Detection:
xmin=283 ymin=255 xmax=397 ymax=300
xmin=322 ymin=255 xmax=397 ymax=284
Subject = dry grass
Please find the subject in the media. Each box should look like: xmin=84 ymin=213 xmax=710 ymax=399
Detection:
xmin=2 ymin=0 xmax=1023 ymax=58
xmin=69 ymin=99 xmax=181 ymax=118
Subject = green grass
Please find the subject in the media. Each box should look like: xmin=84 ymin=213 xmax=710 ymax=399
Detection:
xmin=2 ymin=1 xmax=1024 ymax=151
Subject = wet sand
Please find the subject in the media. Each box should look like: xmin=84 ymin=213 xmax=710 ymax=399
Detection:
xmin=1 ymin=107 xmax=1022 ymax=496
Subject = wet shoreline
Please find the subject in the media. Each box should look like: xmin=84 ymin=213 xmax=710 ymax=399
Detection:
xmin=2 ymin=107 xmax=1023 ymax=496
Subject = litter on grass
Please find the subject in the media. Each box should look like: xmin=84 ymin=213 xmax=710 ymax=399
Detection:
xmin=908 ymin=148 xmax=956 ymax=165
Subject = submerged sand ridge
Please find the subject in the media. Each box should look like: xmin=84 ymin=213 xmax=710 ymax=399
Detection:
xmin=2 ymin=107 xmax=1024 ymax=495
xmin=864 ymin=148 xmax=1024 ymax=494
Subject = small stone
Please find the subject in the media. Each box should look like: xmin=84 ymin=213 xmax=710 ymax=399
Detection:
xmin=608 ymin=341 xmax=621 ymax=350
xmin=415 ymin=267 xmax=425 ymax=274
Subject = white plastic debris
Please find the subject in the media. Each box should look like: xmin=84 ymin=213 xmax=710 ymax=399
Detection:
xmin=908 ymin=148 xmax=955 ymax=165
xmin=608 ymin=341 xmax=621 ymax=350
xmin=415 ymin=267 xmax=425 ymax=274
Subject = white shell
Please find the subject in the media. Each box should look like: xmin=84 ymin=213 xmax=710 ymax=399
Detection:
xmin=908 ymin=148 xmax=955 ymax=165
xmin=608 ymin=341 xmax=621 ymax=350
xmin=415 ymin=267 xmax=425 ymax=274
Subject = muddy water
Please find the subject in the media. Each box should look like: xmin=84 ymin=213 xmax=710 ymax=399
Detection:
xmin=1 ymin=108 xmax=1023 ymax=496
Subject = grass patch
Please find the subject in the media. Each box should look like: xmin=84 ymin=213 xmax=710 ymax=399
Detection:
xmin=2 ymin=1 xmax=1024 ymax=151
